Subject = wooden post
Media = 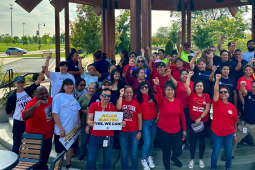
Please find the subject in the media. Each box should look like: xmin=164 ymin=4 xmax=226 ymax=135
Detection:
xmin=55 ymin=0 xmax=60 ymax=71
xmin=141 ymin=0 xmax=151 ymax=60
xmin=187 ymin=0 xmax=191 ymax=44
xmin=252 ymin=0 xmax=255 ymax=40
xmin=65 ymin=0 xmax=70 ymax=61
xmin=130 ymin=0 xmax=141 ymax=55
xmin=101 ymin=9 xmax=106 ymax=53
xmin=181 ymin=0 xmax=186 ymax=45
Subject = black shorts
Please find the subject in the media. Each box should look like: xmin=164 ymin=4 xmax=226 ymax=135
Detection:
xmin=54 ymin=134 xmax=79 ymax=153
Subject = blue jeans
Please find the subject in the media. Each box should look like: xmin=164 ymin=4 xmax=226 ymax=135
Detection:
xmin=119 ymin=131 xmax=139 ymax=170
xmin=142 ymin=118 xmax=157 ymax=160
xmin=211 ymin=132 xmax=233 ymax=169
xmin=81 ymin=125 xmax=89 ymax=155
xmin=86 ymin=135 xmax=114 ymax=170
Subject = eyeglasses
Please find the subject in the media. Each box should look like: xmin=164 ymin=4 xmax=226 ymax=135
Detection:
xmin=102 ymin=94 xmax=111 ymax=98
xmin=140 ymin=86 xmax=148 ymax=90
xmin=114 ymin=72 xmax=120 ymax=75
xmin=219 ymin=91 xmax=228 ymax=94
xmin=137 ymin=60 xmax=145 ymax=63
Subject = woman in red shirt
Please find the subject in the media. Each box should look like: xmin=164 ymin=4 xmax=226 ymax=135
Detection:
xmin=211 ymin=74 xmax=238 ymax=170
xmin=185 ymin=71 xmax=211 ymax=169
xmin=170 ymin=57 xmax=188 ymax=81
xmin=153 ymin=77 xmax=187 ymax=170
xmin=116 ymin=86 xmax=142 ymax=170
xmin=136 ymin=81 xmax=158 ymax=170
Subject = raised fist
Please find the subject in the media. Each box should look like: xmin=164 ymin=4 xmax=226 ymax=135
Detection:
xmin=78 ymin=57 xmax=82 ymax=62
xmin=153 ymin=77 xmax=159 ymax=86
xmin=240 ymin=81 xmax=246 ymax=87
xmin=195 ymin=50 xmax=201 ymax=56
xmin=119 ymin=88 xmax=124 ymax=96
xmin=178 ymin=31 xmax=182 ymax=37
xmin=221 ymin=34 xmax=226 ymax=39
xmin=189 ymin=71 xmax=194 ymax=77
xmin=167 ymin=69 xmax=172 ymax=76
xmin=46 ymin=55 xmax=52 ymax=60
xmin=216 ymin=74 xmax=221 ymax=80
xmin=212 ymin=66 xmax=217 ymax=72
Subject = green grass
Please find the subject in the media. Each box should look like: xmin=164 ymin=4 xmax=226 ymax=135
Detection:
xmin=1 ymin=52 xmax=66 ymax=58
xmin=0 ymin=43 xmax=65 ymax=53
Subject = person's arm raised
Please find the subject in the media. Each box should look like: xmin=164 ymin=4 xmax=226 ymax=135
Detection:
xmin=213 ymin=74 xmax=221 ymax=102
xmin=116 ymin=88 xmax=124 ymax=110
xmin=217 ymin=34 xmax=225 ymax=52
xmin=167 ymin=69 xmax=177 ymax=87
xmin=125 ymin=59 xmax=136 ymax=84
xmin=35 ymin=66 xmax=46 ymax=86
xmin=246 ymin=58 xmax=255 ymax=66
xmin=240 ymin=81 xmax=248 ymax=97
xmin=209 ymin=66 xmax=217 ymax=82
xmin=185 ymin=71 xmax=193 ymax=96
xmin=235 ymin=55 xmax=242 ymax=71
xmin=190 ymin=51 xmax=200 ymax=71
xmin=153 ymin=77 xmax=163 ymax=102
xmin=78 ymin=57 xmax=85 ymax=76
xmin=44 ymin=55 xmax=51 ymax=78
xmin=206 ymin=52 xmax=213 ymax=70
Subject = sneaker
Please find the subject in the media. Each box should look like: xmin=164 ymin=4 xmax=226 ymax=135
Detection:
xmin=199 ymin=160 xmax=205 ymax=168
xmin=182 ymin=144 xmax=186 ymax=150
xmin=147 ymin=156 xmax=155 ymax=168
xmin=141 ymin=159 xmax=150 ymax=170
xmin=188 ymin=160 xmax=194 ymax=169
xmin=78 ymin=154 xmax=86 ymax=161
xmin=171 ymin=156 xmax=182 ymax=167
xmin=221 ymin=155 xmax=234 ymax=161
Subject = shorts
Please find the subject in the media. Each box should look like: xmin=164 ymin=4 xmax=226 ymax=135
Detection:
xmin=54 ymin=134 xmax=79 ymax=153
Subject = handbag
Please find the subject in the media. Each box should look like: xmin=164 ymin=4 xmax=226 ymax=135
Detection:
xmin=191 ymin=94 xmax=206 ymax=133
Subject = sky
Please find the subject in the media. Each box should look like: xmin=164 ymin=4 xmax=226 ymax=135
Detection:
xmin=0 ymin=0 xmax=252 ymax=38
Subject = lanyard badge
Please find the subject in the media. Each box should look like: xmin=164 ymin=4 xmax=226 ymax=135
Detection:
xmin=103 ymin=136 xmax=110 ymax=147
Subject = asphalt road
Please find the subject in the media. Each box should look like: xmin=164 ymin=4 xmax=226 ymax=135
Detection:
xmin=0 ymin=48 xmax=64 ymax=57
xmin=2 ymin=58 xmax=55 ymax=74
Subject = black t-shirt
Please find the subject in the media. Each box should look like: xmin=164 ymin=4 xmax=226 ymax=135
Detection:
xmin=67 ymin=60 xmax=80 ymax=80
xmin=219 ymin=77 xmax=236 ymax=104
xmin=213 ymin=59 xmax=237 ymax=79
xmin=231 ymin=57 xmax=248 ymax=82
xmin=93 ymin=60 xmax=110 ymax=74
xmin=243 ymin=91 xmax=255 ymax=124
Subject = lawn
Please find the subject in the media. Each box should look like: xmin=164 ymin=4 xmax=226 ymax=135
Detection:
xmin=0 ymin=43 xmax=65 ymax=53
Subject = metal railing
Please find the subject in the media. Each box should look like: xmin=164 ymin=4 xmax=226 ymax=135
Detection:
xmin=0 ymin=69 xmax=13 ymax=91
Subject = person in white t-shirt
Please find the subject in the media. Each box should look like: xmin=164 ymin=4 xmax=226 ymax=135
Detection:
xmin=74 ymin=78 xmax=87 ymax=100
xmin=6 ymin=68 xmax=45 ymax=154
xmin=44 ymin=55 xmax=75 ymax=98
xmin=52 ymin=78 xmax=81 ymax=170
xmin=242 ymin=40 xmax=255 ymax=65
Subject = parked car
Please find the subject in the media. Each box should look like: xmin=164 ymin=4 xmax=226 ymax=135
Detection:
xmin=5 ymin=47 xmax=27 ymax=55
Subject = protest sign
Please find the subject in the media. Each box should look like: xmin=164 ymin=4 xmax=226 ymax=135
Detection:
xmin=59 ymin=121 xmax=81 ymax=150
xmin=93 ymin=111 xmax=123 ymax=130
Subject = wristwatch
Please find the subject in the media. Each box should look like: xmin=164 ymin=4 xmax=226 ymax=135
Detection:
xmin=199 ymin=116 xmax=203 ymax=120
xmin=138 ymin=130 xmax=142 ymax=133
xmin=234 ymin=134 xmax=237 ymax=137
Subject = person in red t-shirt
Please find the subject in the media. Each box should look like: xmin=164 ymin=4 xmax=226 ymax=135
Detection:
xmin=211 ymin=74 xmax=238 ymax=170
xmin=170 ymin=57 xmax=188 ymax=81
xmin=185 ymin=71 xmax=211 ymax=169
xmin=86 ymin=88 xmax=126 ymax=170
xmin=153 ymin=77 xmax=186 ymax=169
xmin=116 ymin=86 xmax=142 ymax=170
xmin=135 ymin=81 xmax=158 ymax=169
xmin=22 ymin=86 xmax=54 ymax=170
xmin=151 ymin=62 xmax=169 ymax=96
xmin=122 ymin=52 xmax=137 ymax=80
xmin=237 ymin=65 xmax=254 ymax=112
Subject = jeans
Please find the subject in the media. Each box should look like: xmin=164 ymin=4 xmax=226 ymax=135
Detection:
xmin=119 ymin=131 xmax=139 ymax=170
xmin=142 ymin=118 xmax=157 ymax=160
xmin=81 ymin=125 xmax=89 ymax=155
xmin=34 ymin=138 xmax=52 ymax=169
xmin=12 ymin=119 xmax=26 ymax=154
xmin=86 ymin=135 xmax=114 ymax=170
xmin=157 ymin=128 xmax=182 ymax=170
xmin=211 ymin=132 xmax=233 ymax=169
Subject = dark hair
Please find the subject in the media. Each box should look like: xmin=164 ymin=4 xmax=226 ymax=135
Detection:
xmin=58 ymin=83 xmax=74 ymax=94
xmin=228 ymin=42 xmax=232 ymax=46
xmin=102 ymin=53 xmax=107 ymax=60
xmin=101 ymin=88 xmax=111 ymax=95
xmin=132 ymin=68 xmax=144 ymax=78
xmin=153 ymin=52 xmax=158 ymax=56
xmin=67 ymin=48 xmax=77 ymax=61
xmin=209 ymin=46 xmax=216 ymax=49
xmin=87 ymin=64 xmax=95 ymax=70
xmin=252 ymin=80 xmax=255 ymax=84
xmin=180 ymin=69 xmax=189 ymax=76
xmin=243 ymin=65 xmax=253 ymax=71
xmin=75 ymin=78 xmax=85 ymax=88
xmin=130 ymin=52 xmax=137 ymax=57
xmin=110 ymin=69 xmax=120 ymax=84
xmin=247 ymin=40 xmax=255 ymax=46
xmin=59 ymin=61 xmax=68 ymax=67
xmin=175 ymin=57 xmax=183 ymax=64
xmin=193 ymin=80 xmax=206 ymax=93
xmin=121 ymin=49 xmax=129 ymax=60
xmin=158 ymin=49 xmax=165 ymax=54
xmin=234 ymin=49 xmax=242 ymax=53
xmin=220 ymin=50 xmax=228 ymax=56
xmin=137 ymin=81 xmax=157 ymax=106
xmin=219 ymin=85 xmax=230 ymax=94
xmin=171 ymin=50 xmax=178 ymax=56
xmin=221 ymin=63 xmax=230 ymax=70
xmin=124 ymin=85 xmax=133 ymax=92
xmin=164 ymin=80 xmax=175 ymax=90
xmin=94 ymin=50 xmax=103 ymax=60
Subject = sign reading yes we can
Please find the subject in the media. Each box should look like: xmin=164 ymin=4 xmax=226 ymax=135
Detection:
xmin=93 ymin=111 xmax=123 ymax=130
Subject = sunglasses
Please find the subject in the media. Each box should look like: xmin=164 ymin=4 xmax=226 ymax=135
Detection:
xmin=140 ymin=86 xmax=148 ymax=90
xmin=79 ymin=84 xmax=85 ymax=87
xmin=219 ymin=91 xmax=228 ymax=94
xmin=102 ymin=94 xmax=111 ymax=98
xmin=130 ymin=55 xmax=135 ymax=58
xmin=137 ymin=60 xmax=145 ymax=63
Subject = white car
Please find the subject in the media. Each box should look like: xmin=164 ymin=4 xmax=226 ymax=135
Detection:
xmin=5 ymin=47 xmax=27 ymax=55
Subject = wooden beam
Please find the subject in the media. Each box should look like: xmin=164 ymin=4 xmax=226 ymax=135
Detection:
xmin=93 ymin=6 xmax=102 ymax=16
xmin=50 ymin=0 xmax=65 ymax=12
xmin=15 ymin=0 xmax=42 ymax=13
xmin=187 ymin=0 xmax=191 ymax=44
xmin=101 ymin=9 xmax=106 ymax=53
xmin=228 ymin=6 xmax=239 ymax=17
xmin=69 ymin=0 xmax=103 ymax=7
xmin=253 ymin=0 xmax=255 ymax=41
xmin=181 ymin=0 xmax=186 ymax=45
xmin=55 ymin=0 xmax=60 ymax=71
xmin=65 ymin=0 xmax=70 ymax=60
xmin=130 ymin=0 xmax=141 ymax=55
xmin=141 ymin=0 xmax=151 ymax=60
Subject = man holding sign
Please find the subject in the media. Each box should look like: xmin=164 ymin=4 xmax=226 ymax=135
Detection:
xmin=86 ymin=88 xmax=126 ymax=170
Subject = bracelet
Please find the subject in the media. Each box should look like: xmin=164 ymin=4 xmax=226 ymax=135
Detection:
xmin=138 ymin=130 xmax=142 ymax=133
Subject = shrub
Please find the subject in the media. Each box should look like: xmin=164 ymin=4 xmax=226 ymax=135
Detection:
xmin=165 ymin=39 xmax=174 ymax=56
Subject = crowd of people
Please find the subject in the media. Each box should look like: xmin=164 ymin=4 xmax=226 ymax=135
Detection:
xmin=5 ymin=34 xmax=255 ymax=170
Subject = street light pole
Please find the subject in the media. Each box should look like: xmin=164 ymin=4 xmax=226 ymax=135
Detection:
xmin=22 ymin=23 xmax=25 ymax=36
xmin=38 ymin=23 xmax=45 ymax=50
xmin=9 ymin=4 xmax=13 ymax=37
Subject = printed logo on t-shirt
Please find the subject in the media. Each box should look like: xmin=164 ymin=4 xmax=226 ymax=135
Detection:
xmin=122 ymin=105 xmax=136 ymax=121
xmin=192 ymin=98 xmax=205 ymax=112
xmin=149 ymin=99 xmax=153 ymax=103
xmin=219 ymin=81 xmax=222 ymax=85
xmin=228 ymin=110 xmax=233 ymax=114
xmin=68 ymin=99 xmax=78 ymax=112
xmin=96 ymin=99 xmax=100 ymax=102
xmin=44 ymin=105 xmax=53 ymax=122
xmin=249 ymin=96 xmax=251 ymax=99
xmin=198 ymin=72 xmax=210 ymax=77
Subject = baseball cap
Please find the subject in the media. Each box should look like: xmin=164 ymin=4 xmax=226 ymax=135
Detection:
xmin=156 ymin=62 xmax=166 ymax=67
xmin=188 ymin=53 xmax=195 ymax=57
xmin=184 ymin=42 xmax=191 ymax=48
xmin=102 ymin=79 xmax=112 ymax=85
xmin=62 ymin=78 xmax=74 ymax=85
xmin=14 ymin=76 xmax=25 ymax=82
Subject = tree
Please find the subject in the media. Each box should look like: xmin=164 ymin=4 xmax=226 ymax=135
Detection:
xmin=21 ymin=36 xmax=28 ymax=45
xmin=165 ymin=39 xmax=174 ymax=56
xmin=167 ymin=21 xmax=180 ymax=48
xmin=32 ymin=36 xmax=39 ymax=44
xmin=27 ymin=36 xmax=33 ymax=44
xmin=41 ymin=34 xmax=49 ymax=46
xmin=155 ymin=26 xmax=170 ymax=39
xmin=3 ymin=35 xmax=12 ymax=47
xmin=70 ymin=5 xmax=101 ymax=54
xmin=12 ymin=36 xmax=20 ymax=43
xmin=152 ymin=37 xmax=159 ymax=46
